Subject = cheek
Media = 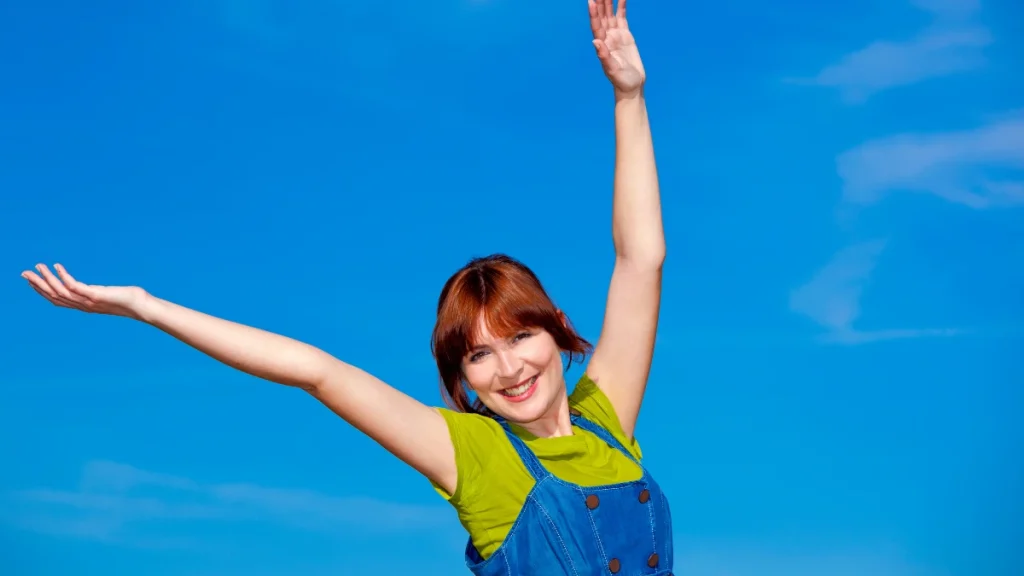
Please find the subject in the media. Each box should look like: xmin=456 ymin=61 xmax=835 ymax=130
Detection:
xmin=523 ymin=339 xmax=560 ymax=368
xmin=461 ymin=363 xmax=492 ymax=393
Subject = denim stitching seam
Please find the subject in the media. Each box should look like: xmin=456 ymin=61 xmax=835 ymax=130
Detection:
xmin=531 ymin=493 xmax=581 ymax=576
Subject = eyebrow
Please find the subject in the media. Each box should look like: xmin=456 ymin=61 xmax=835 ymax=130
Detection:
xmin=467 ymin=328 xmax=530 ymax=354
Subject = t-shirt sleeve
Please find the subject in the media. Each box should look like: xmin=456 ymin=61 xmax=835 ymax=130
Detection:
xmin=430 ymin=407 xmax=508 ymax=506
xmin=568 ymin=373 xmax=644 ymax=461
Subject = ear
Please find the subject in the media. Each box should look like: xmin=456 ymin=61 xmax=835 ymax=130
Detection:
xmin=558 ymin=309 xmax=569 ymax=329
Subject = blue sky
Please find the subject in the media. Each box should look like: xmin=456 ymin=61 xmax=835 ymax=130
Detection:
xmin=1 ymin=0 xmax=1021 ymax=574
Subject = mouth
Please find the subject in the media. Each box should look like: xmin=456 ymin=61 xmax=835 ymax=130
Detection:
xmin=499 ymin=375 xmax=539 ymax=403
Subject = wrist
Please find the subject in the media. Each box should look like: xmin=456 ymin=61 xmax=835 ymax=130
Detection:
xmin=130 ymin=290 xmax=162 ymax=324
xmin=613 ymin=89 xmax=648 ymax=119
xmin=614 ymin=85 xmax=645 ymax=104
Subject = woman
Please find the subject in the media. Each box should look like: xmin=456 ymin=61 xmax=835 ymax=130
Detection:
xmin=22 ymin=1 xmax=668 ymax=574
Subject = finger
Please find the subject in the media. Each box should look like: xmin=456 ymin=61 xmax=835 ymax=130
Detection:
xmin=617 ymin=0 xmax=627 ymax=21
xmin=588 ymin=0 xmax=603 ymax=38
xmin=603 ymin=0 xmax=615 ymax=27
xmin=54 ymin=263 xmax=96 ymax=300
xmin=23 ymin=270 xmax=58 ymax=298
xmin=27 ymin=281 xmax=73 ymax=309
xmin=37 ymin=264 xmax=91 ymax=308
xmin=23 ymin=272 xmax=75 ymax=308
xmin=35 ymin=263 xmax=77 ymax=301
xmin=21 ymin=268 xmax=53 ymax=295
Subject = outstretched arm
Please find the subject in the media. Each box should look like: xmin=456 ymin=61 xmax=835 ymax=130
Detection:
xmin=22 ymin=264 xmax=459 ymax=494
xmin=584 ymin=0 xmax=664 ymax=439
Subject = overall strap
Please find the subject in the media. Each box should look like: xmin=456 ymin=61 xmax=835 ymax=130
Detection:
xmin=495 ymin=418 xmax=551 ymax=481
xmin=570 ymin=411 xmax=641 ymax=465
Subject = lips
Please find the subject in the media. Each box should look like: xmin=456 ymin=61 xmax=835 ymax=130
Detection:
xmin=500 ymin=375 xmax=539 ymax=403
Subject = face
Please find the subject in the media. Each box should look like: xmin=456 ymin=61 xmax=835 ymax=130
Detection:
xmin=461 ymin=316 xmax=568 ymax=424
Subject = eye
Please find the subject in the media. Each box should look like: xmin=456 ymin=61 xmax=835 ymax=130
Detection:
xmin=512 ymin=331 xmax=532 ymax=342
xmin=469 ymin=351 xmax=487 ymax=363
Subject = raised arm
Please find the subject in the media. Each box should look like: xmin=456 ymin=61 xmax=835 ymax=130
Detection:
xmin=21 ymin=263 xmax=458 ymax=494
xmin=584 ymin=0 xmax=664 ymax=439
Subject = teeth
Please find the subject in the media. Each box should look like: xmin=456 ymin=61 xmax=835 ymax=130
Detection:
xmin=502 ymin=376 xmax=537 ymax=397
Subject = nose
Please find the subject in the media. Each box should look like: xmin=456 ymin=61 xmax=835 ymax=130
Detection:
xmin=494 ymin=348 xmax=523 ymax=380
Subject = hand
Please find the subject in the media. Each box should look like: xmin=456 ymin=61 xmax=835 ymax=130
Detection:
xmin=589 ymin=0 xmax=645 ymax=97
xmin=22 ymin=263 xmax=149 ymax=320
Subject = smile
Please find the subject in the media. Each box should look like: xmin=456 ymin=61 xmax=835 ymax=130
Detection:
xmin=500 ymin=375 xmax=539 ymax=402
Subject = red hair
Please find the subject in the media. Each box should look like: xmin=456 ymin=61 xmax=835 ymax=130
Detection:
xmin=431 ymin=254 xmax=592 ymax=415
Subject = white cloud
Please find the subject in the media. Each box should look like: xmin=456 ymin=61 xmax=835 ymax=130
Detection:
xmin=789 ymin=240 xmax=960 ymax=344
xmin=837 ymin=113 xmax=1024 ymax=209
xmin=793 ymin=0 xmax=990 ymax=103
xmin=4 ymin=460 xmax=453 ymax=547
xmin=808 ymin=28 xmax=990 ymax=103
xmin=791 ymin=239 xmax=888 ymax=333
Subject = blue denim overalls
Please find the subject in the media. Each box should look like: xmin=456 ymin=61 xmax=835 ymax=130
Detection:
xmin=464 ymin=409 xmax=675 ymax=576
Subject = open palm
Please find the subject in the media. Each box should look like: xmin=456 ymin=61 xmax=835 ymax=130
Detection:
xmin=589 ymin=0 xmax=645 ymax=95
xmin=22 ymin=263 xmax=147 ymax=319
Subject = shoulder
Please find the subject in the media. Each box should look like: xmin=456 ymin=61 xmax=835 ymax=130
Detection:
xmin=435 ymin=407 xmax=508 ymax=456
xmin=431 ymin=408 xmax=511 ymax=502
xmin=569 ymin=373 xmax=644 ymax=460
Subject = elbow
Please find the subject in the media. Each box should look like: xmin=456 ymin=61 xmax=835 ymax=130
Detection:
xmin=303 ymin=367 xmax=335 ymax=396
xmin=647 ymin=241 xmax=667 ymax=270
xmin=299 ymin=378 xmax=323 ymax=395
xmin=617 ymin=239 xmax=666 ymax=272
xmin=294 ymin=350 xmax=338 ymax=395
xmin=300 ymin=353 xmax=358 ymax=398
xmin=613 ymin=223 xmax=666 ymax=270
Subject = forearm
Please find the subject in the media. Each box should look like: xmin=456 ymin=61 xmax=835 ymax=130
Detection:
xmin=135 ymin=294 xmax=334 ymax=391
xmin=612 ymin=91 xmax=665 ymax=266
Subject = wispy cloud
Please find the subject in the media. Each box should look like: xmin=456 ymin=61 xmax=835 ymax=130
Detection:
xmin=678 ymin=542 xmax=946 ymax=576
xmin=790 ymin=240 xmax=960 ymax=344
xmin=791 ymin=0 xmax=990 ymax=103
xmin=838 ymin=112 xmax=1024 ymax=209
xmin=4 ymin=460 xmax=451 ymax=547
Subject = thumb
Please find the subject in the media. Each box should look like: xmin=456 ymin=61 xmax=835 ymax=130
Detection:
xmin=592 ymin=39 xmax=610 ymax=60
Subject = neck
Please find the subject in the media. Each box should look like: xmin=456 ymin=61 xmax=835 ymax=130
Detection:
xmin=515 ymin=395 xmax=574 ymax=438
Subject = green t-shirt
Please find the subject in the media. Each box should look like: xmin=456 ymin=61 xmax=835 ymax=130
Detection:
xmin=433 ymin=374 xmax=643 ymax=559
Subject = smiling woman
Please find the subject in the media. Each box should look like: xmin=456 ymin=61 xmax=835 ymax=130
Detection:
xmin=21 ymin=0 xmax=670 ymax=574
xmin=432 ymin=254 xmax=593 ymax=417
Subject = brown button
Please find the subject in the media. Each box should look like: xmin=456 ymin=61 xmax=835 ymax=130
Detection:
xmin=608 ymin=558 xmax=621 ymax=573
xmin=569 ymin=408 xmax=582 ymax=417
xmin=647 ymin=553 xmax=659 ymax=567
xmin=638 ymin=489 xmax=650 ymax=503
xmin=585 ymin=494 xmax=600 ymax=509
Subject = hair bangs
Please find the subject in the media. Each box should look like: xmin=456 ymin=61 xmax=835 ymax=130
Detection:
xmin=431 ymin=253 xmax=593 ymax=415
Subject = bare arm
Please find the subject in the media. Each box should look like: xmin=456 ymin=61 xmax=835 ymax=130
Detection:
xmin=585 ymin=0 xmax=664 ymax=439
xmin=22 ymin=264 xmax=458 ymax=494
